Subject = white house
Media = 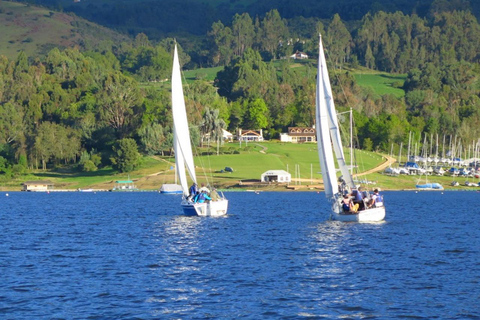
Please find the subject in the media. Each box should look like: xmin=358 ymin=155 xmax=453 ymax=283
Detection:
xmin=237 ymin=129 xmax=264 ymax=141
xmin=223 ymin=129 xmax=233 ymax=141
xmin=280 ymin=133 xmax=292 ymax=142
xmin=22 ymin=180 xmax=54 ymax=192
xmin=281 ymin=127 xmax=316 ymax=143
xmin=290 ymin=51 xmax=308 ymax=59
xmin=261 ymin=170 xmax=292 ymax=183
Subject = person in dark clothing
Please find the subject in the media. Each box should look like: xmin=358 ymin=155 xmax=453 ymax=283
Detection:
xmin=189 ymin=183 xmax=198 ymax=199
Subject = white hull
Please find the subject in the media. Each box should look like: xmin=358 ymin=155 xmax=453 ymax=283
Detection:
xmin=330 ymin=206 xmax=386 ymax=222
xmin=181 ymin=198 xmax=228 ymax=217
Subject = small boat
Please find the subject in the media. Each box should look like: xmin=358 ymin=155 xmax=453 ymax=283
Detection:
xmin=160 ymin=164 xmax=183 ymax=194
xmin=315 ymin=35 xmax=385 ymax=222
xmin=159 ymin=184 xmax=183 ymax=194
xmin=170 ymin=42 xmax=228 ymax=216
xmin=415 ymin=182 xmax=444 ymax=190
xmin=416 ymin=173 xmax=444 ymax=190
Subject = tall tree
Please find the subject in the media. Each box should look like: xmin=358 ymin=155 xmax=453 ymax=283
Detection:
xmin=98 ymin=72 xmax=143 ymax=137
xmin=259 ymin=9 xmax=288 ymax=60
xmin=232 ymin=13 xmax=255 ymax=57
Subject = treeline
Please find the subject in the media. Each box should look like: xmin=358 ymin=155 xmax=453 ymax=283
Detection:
xmin=0 ymin=8 xmax=479 ymax=177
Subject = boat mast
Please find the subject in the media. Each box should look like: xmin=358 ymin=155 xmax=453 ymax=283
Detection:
xmin=350 ymin=108 xmax=353 ymax=176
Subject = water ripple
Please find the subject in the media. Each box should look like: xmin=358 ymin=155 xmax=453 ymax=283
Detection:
xmin=0 ymin=191 xmax=479 ymax=319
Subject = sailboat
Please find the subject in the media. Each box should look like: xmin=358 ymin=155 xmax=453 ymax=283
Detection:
xmin=315 ymin=35 xmax=385 ymax=222
xmin=415 ymin=136 xmax=444 ymax=190
xmin=170 ymin=43 xmax=228 ymax=216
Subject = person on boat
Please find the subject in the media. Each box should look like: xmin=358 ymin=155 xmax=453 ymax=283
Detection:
xmin=367 ymin=189 xmax=383 ymax=208
xmin=195 ymin=190 xmax=211 ymax=203
xmin=210 ymin=188 xmax=220 ymax=201
xmin=342 ymin=195 xmax=358 ymax=213
xmin=372 ymin=189 xmax=383 ymax=207
xmin=199 ymin=183 xmax=210 ymax=193
xmin=352 ymin=186 xmax=365 ymax=210
xmin=189 ymin=183 xmax=198 ymax=199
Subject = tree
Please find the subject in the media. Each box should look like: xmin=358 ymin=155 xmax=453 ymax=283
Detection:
xmin=0 ymin=102 xmax=24 ymax=145
xmin=259 ymin=9 xmax=288 ymax=60
xmin=208 ymin=21 xmax=234 ymax=66
xmin=326 ymin=14 xmax=352 ymax=67
xmin=98 ymin=72 xmax=143 ymax=137
xmin=200 ymin=107 xmax=226 ymax=146
xmin=110 ymin=138 xmax=140 ymax=172
xmin=232 ymin=13 xmax=255 ymax=57
xmin=243 ymin=98 xmax=269 ymax=129
xmin=139 ymin=122 xmax=165 ymax=155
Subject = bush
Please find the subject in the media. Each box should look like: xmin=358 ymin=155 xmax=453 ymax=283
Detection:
xmin=110 ymin=138 xmax=140 ymax=172
xmin=82 ymin=160 xmax=98 ymax=172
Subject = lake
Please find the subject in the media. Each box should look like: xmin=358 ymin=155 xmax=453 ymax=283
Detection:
xmin=0 ymin=191 xmax=478 ymax=319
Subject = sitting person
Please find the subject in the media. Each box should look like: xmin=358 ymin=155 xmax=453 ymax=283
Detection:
xmin=373 ymin=189 xmax=383 ymax=207
xmin=352 ymin=187 xmax=365 ymax=210
xmin=367 ymin=189 xmax=383 ymax=208
xmin=210 ymin=188 xmax=220 ymax=201
xmin=194 ymin=190 xmax=211 ymax=203
xmin=342 ymin=195 xmax=359 ymax=213
xmin=199 ymin=183 xmax=210 ymax=193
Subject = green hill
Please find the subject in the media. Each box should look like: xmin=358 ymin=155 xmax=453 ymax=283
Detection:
xmin=0 ymin=1 xmax=130 ymax=60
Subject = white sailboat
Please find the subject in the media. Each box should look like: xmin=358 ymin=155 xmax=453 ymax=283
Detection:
xmin=315 ymin=35 xmax=385 ymax=222
xmin=171 ymin=43 xmax=228 ymax=216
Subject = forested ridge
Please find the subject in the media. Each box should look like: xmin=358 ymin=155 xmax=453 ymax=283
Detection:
xmin=0 ymin=1 xmax=479 ymax=179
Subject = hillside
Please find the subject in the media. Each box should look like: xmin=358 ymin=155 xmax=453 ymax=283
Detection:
xmin=0 ymin=1 xmax=130 ymax=59
xmin=22 ymin=0 xmax=480 ymax=39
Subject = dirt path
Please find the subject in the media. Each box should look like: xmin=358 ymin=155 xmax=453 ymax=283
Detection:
xmin=354 ymin=154 xmax=396 ymax=177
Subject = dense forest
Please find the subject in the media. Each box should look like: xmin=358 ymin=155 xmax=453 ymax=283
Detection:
xmin=1 ymin=2 xmax=479 ymax=178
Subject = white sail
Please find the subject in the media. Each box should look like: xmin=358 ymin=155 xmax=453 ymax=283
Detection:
xmin=171 ymin=44 xmax=197 ymax=195
xmin=315 ymin=35 xmax=338 ymax=200
xmin=318 ymin=38 xmax=355 ymax=190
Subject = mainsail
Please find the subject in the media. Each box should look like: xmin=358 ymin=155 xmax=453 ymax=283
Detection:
xmin=318 ymin=37 xmax=355 ymax=190
xmin=171 ymin=44 xmax=197 ymax=195
xmin=315 ymin=35 xmax=338 ymax=200
xmin=316 ymin=35 xmax=356 ymax=200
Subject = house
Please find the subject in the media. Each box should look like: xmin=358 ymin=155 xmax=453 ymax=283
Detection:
xmin=22 ymin=180 xmax=54 ymax=192
xmin=203 ymin=129 xmax=233 ymax=142
xmin=237 ymin=129 xmax=264 ymax=142
xmin=290 ymin=51 xmax=309 ymax=59
xmin=223 ymin=129 xmax=233 ymax=142
xmin=261 ymin=170 xmax=291 ymax=183
xmin=281 ymin=127 xmax=316 ymax=143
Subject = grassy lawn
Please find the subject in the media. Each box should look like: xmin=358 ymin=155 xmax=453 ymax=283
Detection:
xmin=0 ymin=141 xmax=387 ymax=191
xmin=2 ymin=142 xmax=475 ymax=191
xmin=352 ymin=72 xmax=406 ymax=98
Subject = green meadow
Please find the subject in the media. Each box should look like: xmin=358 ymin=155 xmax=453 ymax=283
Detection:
xmin=352 ymin=72 xmax=406 ymax=98
xmin=2 ymin=141 xmax=476 ymax=191
xmin=0 ymin=141 xmax=386 ymax=191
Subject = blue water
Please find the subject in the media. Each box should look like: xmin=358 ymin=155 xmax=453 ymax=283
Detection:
xmin=0 ymin=191 xmax=479 ymax=319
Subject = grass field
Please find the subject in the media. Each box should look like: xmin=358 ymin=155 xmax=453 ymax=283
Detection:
xmin=352 ymin=72 xmax=406 ymax=98
xmin=2 ymin=141 xmax=477 ymax=192
xmin=0 ymin=141 xmax=387 ymax=191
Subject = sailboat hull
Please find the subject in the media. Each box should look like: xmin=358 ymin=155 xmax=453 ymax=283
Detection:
xmin=181 ymin=199 xmax=229 ymax=217
xmin=330 ymin=207 xmax=386 ymax=222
